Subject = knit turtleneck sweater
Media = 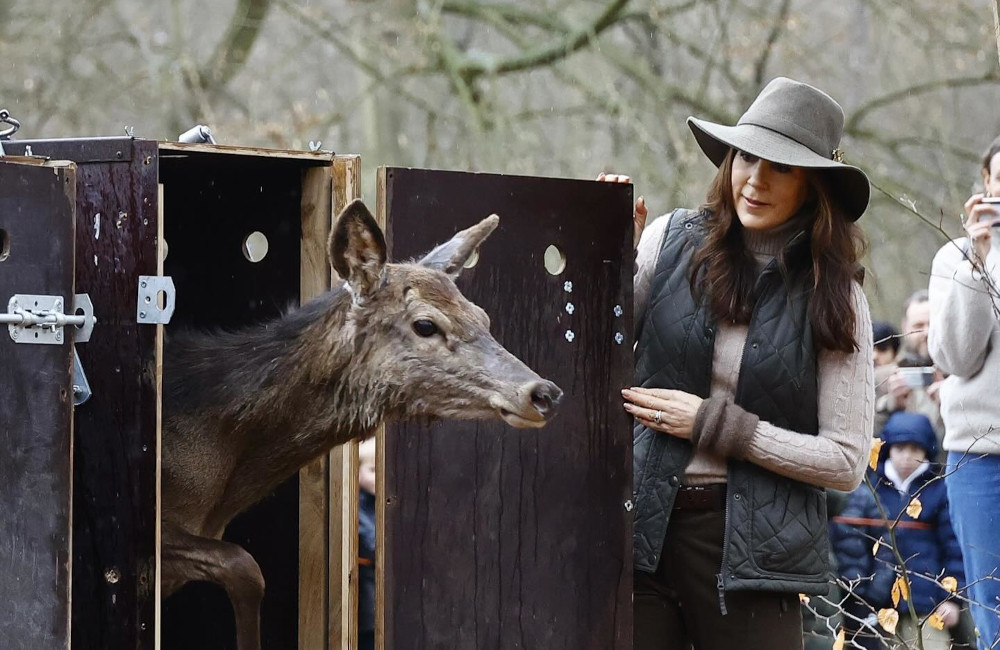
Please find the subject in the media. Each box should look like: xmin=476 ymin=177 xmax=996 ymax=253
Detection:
xmin=634 ymin=211 xmax=874 ymax=490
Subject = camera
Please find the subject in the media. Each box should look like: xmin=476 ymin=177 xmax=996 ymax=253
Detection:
xmin=980 ymin=196 xmax=1000 ymax=227
xmin=898 ymin=366 xmax=935 ymax=389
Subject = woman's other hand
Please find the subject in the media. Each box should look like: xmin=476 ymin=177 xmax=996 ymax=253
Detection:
xmin=622 ymin=387 xmax=703 ymax=439
xmin=597 ymin=172 xmax=647 ymax=249
xmin=963 ymin=193 xmax=998 ymax=262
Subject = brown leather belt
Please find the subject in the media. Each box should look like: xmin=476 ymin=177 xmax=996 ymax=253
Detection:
xmin=673 ymin=484 xmax=726 ymax=511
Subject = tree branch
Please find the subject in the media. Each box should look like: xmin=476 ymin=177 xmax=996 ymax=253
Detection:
xmin=201 ymin=0 xmax=273 ymax=91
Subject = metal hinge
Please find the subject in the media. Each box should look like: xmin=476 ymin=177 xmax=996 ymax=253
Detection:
xmin=3 ymin=294 xmax=95 ymax=345
xmin=137 ymin=276 xmax=175 ymax=325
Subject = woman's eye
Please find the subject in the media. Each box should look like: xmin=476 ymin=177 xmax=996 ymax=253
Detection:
xmin=773 ymin=163 xmax=793 ymax=174
xmin=738 ymin=150 xmax=758 ymax=163
xmin=412 ymin=319 xmax=439 ymax=337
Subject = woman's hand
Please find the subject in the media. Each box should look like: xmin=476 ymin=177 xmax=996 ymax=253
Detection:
xmin=597 ymin=172 xmax=647 ymax=249
xmin=622 ymin=387 xmax=703 ymax=439
xmin=963 ymin=193 xmax=998 ymax=262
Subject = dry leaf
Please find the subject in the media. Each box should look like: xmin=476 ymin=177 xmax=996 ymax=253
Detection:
xmin=870 ymin=439 xmax=884 ymax=471
xmin=891 ymin=576 xmax=910 ymax=607
xmin=872 ymin=539 xmax=881 ymax=556
xmin=878 ymin=608 xmax=899 ymax=634
xmin=798 ymin=593 xmax=810 ymax=605
xmin=906 ymin=497 xmax=923 ymax=519
xmin=832 ymin=628 xmax=846 ymax=650
xmin=928 ymin=611 xmax=946 ymax=630
xmin=941 ymin=576 xmax=958 ymax=593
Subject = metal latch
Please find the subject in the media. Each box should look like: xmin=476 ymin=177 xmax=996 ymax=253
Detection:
xmin=137 ymin=276 xmax=175 ymax=325
xmin=3 ymin=294 xmax=95 ymax=345
xmin=72 ymin=348 xmax=92 ymax=406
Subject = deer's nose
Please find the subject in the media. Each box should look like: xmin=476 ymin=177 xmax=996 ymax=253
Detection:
xmin=529 ymin=381 xmax=563 ymax=418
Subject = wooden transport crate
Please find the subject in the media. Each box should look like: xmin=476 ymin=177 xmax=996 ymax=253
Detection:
xmin=0 ymin=139 xmax=361 ymax=650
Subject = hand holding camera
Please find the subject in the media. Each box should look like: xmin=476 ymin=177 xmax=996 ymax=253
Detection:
xmin=964 ymin=194 xmax=1000 ymax=261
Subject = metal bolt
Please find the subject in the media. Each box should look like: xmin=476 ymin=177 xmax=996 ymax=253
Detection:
xmin=10 ymin=328 xmax=18 ymax=339
xmin=144 ymin=296 xmax=151 ymax=304
xmin=139 ymin=311 xmax=146 ymax=319
xmin=55 ymin=332 xmax=62 ymax=342
xmin=624 ymin=500 xmax=634 ymax=512
xmin=141 ymin=281 xmax=147 ymax=288
xmin=563 ymin=281 xmax=573 ymax=293
xmin=614 ymin=332 xmax=624 ymax=345
xmin=104 ymin=568 xmax=120 ymax=584
xmin=614 ymin=305 xmax=623 ymax=318
xmin=565 ymin=330 xmax=575 ymax=342
xmin=565 ymin=302 xmax=575 ymax=315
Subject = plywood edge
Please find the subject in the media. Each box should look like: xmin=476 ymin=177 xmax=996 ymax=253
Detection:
xmin=332 ymin=155 xmax=362 ymax=650
xmin=158 ymin=142 xmax=336 ymax=162
xmin=374 ymin=167 xmax=388 ymax=650
xmin=299 ymin=164 xmax=335 ymax=650
xmin=155 ymin=182 xmax=165 ymax=650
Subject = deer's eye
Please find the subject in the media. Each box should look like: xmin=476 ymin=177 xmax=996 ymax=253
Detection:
xmin=412 ymin=319 xmax=439 ymax=337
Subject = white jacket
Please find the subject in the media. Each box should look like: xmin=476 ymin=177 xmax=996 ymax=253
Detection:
xmin=927 ymin=236 xmax=1000 ymax=456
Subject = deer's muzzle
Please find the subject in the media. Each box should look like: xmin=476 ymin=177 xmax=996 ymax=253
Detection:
xmin=491 ymin=380 xmax=563 ymax=429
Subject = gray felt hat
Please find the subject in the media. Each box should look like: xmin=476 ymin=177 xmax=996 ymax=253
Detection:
xmin=687 ymin=77 xmax=870 ymax=221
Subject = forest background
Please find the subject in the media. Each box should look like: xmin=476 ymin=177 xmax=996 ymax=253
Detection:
xmin=2 ymin=0 xmax=999 ymax=320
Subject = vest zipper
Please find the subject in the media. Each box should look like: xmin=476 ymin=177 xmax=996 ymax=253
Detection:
xmin=717 ymin=479 xmax=733 ymax=616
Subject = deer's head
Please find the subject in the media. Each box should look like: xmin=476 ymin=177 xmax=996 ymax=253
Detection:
xmin=329 ymin=199 xmax=562 ymax=428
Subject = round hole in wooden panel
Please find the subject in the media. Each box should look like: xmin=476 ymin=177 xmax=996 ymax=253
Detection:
xmin=463 ymin=248 xmax=480 ymax=269
xmin=543 ymin=244 xmax=566 ymax=275
xmin=0 ymin=228 xmax=9 ymax=262
xmin=161 ymin=239 xmax=169 ymax=263
xmin=243 ymin=231 xmax=269 ymax=263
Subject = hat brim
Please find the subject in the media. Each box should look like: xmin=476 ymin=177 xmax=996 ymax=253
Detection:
xmin=687 ymin=116 xmax=870 ymax=222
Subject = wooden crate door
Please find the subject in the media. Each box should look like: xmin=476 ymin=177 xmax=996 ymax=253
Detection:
xmin=0 ymin=158 xmax=77 ymax=649
xmin=379 ymin=168 xmax=634 ymax=650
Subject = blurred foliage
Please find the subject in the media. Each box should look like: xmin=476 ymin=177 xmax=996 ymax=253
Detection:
xmin=1 ymin=0 xmax=999 ymax=319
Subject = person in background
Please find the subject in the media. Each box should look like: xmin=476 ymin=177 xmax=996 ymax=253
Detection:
xmin=831 ymin=412 xmax=964 ymax=650
xmin=872 ymin=320 xmax=900 ymax=369
xmin=875 ymin=291 xmax=945 ymax=459
xmin=928 ymin=134 xmax=1000 ymax=649
xmin=358 ymin=437 xmax=377 ymax=650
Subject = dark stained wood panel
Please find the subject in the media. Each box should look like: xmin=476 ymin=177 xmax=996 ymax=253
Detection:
xmin=381 ymin=168 xmax=634 ymax=650
xmin=69 ymin=140 xmax=160 ymax=650
xmin=0 ymin=159 xmax=77 ymax=649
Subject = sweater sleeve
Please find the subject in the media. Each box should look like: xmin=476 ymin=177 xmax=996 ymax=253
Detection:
xmin=634 ymin=212 xmax=673 ymax=340
xmin=742 ymin=282 xmax=875 ymax=491
xmin=927 ymin=240 xmax=1000 ymax=378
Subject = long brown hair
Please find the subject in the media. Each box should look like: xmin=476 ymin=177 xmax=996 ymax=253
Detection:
xmin=689 ymin=149 xmax=867 ymax=353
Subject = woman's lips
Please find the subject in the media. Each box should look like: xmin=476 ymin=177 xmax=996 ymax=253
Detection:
xmin=743 ymin=196 xmax=768 ymax=208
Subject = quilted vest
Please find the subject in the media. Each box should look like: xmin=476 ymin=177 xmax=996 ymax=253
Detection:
xmin=632 ymin=209 xmax=832 ymax=596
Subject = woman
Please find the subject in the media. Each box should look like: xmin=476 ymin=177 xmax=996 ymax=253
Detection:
xmin=927 ymin=135 xmax=1000 ymax=649
xmin=606 ymin=77 xmax=875 ymax=648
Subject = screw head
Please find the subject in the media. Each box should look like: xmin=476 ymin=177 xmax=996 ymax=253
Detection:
xmin=139 ymin=311 xmax=147 ymax=319
xmin=565 ymin=302 xmax=575 ymax=315
xmin=565 ymin=329 xmax=575 ymax=343
xmin=614 ymin=332 xmax=624 ymax=345
xmin=10 ymin=328 xmax=18 ymax=339
xmin=614 ymin=305 xmax=623 ymax=318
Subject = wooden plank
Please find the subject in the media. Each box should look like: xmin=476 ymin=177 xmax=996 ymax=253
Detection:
xmin=0 ymin=158 xmax=77 ymax=650
xmin=71 ymin=141 xmax=160 ymax=650
xmin=330 ymin=155 xmax=362 ymax=650
xmin=374 ymin=168 xmax=388 ymax=650
xmin=155 ymin=182 xmax=165 ymax=650
xmin=299 ymin=164 xmax=334 ymax=650
xmin=158 ymin=142 xmax=335 ymax=163
xmin=380 ymin=167 xmax=634 ymax=650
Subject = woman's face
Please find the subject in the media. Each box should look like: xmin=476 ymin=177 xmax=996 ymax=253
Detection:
xmin=731 ymin=150 xmax=811 ymax=230
xmin=983 ymin=152 xmax=1000 ymax=198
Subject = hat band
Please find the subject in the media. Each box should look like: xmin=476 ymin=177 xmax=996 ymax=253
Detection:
xmin=738 ymin=117 xmax=835 ymax=160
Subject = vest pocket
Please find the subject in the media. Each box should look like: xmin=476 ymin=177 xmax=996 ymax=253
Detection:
xmin=748 ymin=475 xmax=829 ymax=577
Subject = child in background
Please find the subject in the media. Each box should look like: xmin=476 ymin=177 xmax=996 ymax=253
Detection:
xmin=358 ymin=437 xmax=376 ymax=650
xmin=831 ymin=412 xmax=964 ymax=649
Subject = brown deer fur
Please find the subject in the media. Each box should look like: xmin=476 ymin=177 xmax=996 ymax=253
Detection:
xmin=160 ymin=199 xmax=561 ymax=650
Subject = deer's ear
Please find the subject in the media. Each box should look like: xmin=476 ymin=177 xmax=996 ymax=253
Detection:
xmin=418 ymin=214 xmax=499 ymax=279
xmin=329 ymin=199 xmax=387 ymax=300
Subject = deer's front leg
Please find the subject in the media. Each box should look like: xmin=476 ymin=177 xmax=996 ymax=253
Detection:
xmin=162 ymin=525 xmax=265 ymax=650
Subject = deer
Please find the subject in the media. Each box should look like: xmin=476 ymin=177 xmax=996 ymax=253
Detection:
xmin=159 ymin=199 xmax=563 ymax=650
